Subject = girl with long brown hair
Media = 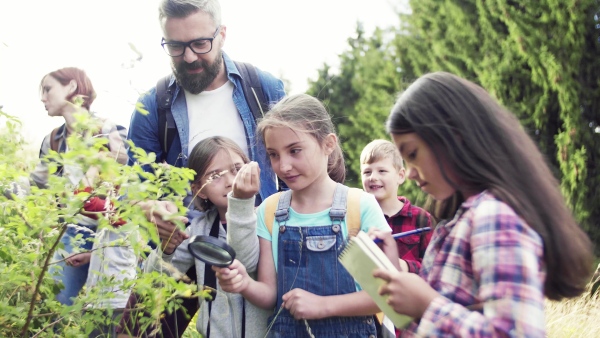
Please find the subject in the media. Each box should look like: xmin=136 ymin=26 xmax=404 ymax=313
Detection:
xmin=374 ymin=72 xmax=594 ymax=337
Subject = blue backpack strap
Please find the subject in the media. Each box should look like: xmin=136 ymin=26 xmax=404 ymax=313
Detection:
xmin=274 ymin=189 xmax=293 ymax=223
xmin=233 ymin=60 xmax=268 ymax=120
xmin=329 ymin=183 xmax=349 ymax=223
xmin=156 ymin=74 xmax=176 ymax=163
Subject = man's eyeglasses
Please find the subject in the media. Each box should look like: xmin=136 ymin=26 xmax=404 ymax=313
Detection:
xmin=161 ymin=26 xmax=220 ymax=57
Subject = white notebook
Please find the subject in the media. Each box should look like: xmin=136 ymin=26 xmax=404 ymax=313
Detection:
xmin=339 ymin=231 xmax=413 ymax=329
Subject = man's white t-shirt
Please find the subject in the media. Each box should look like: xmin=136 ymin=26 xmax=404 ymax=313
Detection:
xmin=185 ymin=81 xmax=248 ymax=157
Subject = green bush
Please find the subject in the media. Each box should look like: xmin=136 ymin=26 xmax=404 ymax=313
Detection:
xmin=0 ymin=109 xmax=210 ymax=337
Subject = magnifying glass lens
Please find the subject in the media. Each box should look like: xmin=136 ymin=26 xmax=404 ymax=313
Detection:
xmin=188 ymin=235 xmax=236 ymax=267
xmin=189 ymin=242 xmax=232 ymax=265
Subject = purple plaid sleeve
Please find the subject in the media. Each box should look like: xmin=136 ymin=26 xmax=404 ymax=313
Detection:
xmin=403 ymin=192 xmax=546 ymax=337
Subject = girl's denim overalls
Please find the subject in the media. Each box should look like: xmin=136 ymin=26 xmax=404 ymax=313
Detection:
xmin=268 ymin=184 xmax=377 ymax=338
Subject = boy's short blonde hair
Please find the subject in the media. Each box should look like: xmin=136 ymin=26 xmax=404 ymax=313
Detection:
xmin=360 ymin=139 xmax=404 ymax=170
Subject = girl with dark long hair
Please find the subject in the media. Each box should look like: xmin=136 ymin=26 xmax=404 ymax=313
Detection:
xmin=374 ymin=72 xmax=594 ymax=337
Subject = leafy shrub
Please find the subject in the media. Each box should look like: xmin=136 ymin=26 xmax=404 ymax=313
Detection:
xmin=0 ymin=109 xmax=210 ymax=337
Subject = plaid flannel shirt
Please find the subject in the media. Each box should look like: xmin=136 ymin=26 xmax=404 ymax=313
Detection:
xmin=403 ymin=191 xmax=546 ymax=337
xmin=30 ymin=119 xmax=128 ymax=188
xmin=386 ymin=196 xmax=433 ymax=274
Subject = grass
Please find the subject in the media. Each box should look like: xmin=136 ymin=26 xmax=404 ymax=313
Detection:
xmin=545 ymin=287 xmax=600 ymax=338
xmin=546 ymin=293 xmax=600 ymax=338
xmin=181 ymin=312 xmax=201 ymax=338
xmin=176 ymin=293 xmax=600 ymax=338
xmin=178 ymin=280 xmax=600 ymax=337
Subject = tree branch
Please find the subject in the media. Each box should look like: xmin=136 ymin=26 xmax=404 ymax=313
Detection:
xmin=21 ymin=223 xmax=67 ymax=336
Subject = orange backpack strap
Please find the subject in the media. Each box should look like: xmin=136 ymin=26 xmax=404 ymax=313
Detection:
xmin=347 ymin=187 xmax=386 ymax=325
xmin=346 ymin=187 xmax=362 ymax=237
xmin=49 ymin=127 xmax=60 ymax=153
xmin=263 ymin=192 xmax=282 ymax=235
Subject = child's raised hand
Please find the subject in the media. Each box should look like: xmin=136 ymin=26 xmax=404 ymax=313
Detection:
xmin=373 ymin=268 xmax=439 ymax=318
xmin=232 ymin=161 xmax=261 ymax=199
xmin=282 ymin=288 xmax=327 ymax=320
xmin=213 ymin=259 xmax=250 ymax=294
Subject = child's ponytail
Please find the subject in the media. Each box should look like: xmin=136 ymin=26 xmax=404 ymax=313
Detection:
xmin=328 ymin=143 xmax=345 ymax=183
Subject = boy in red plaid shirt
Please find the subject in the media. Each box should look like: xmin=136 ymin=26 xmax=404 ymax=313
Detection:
xmin=361 ymin=140 xmax=434 ymax=336
xmin=360 ymin=140 xmax=433 ymax=273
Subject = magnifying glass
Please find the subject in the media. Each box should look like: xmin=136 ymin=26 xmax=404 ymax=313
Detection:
xmin=187 ymin=235 xmax=236 ymax=267
xmin=187 ymin=235 xmax=240 ymax=337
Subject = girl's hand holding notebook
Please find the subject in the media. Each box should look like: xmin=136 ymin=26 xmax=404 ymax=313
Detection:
xmin=338 ymin=231 xmax=414 ymax=329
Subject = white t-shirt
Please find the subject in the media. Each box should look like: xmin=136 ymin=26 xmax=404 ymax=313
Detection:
xmin=185 ymin=81 xmax=248 ymax=157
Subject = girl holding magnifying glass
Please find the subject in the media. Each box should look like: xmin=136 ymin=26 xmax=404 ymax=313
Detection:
xmin=121 ymin=136 xmax=270 ymax=338
xmin=214 ymin=94 xmax=395 ymax=338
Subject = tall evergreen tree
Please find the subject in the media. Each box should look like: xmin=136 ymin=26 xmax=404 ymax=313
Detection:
xmin=307 ymin=24 xmax=426 ymax=203
xmin=394 ymin=0 xmax=600 ymax=246
xmin=308 ymin=2 xmax=600 ymax=243
xmin=336 ymin=28 xmax=400 ymax=186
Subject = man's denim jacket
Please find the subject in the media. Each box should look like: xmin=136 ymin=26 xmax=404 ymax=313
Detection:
xmin=127 ymin=52 xmax=285 ymax=202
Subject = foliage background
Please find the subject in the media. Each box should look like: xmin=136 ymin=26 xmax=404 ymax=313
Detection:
xmin=307 ymin=0 xmax=600 ymax=252
xmin=0 ymin=110 xmax=210 ymax=336
xmin=1 ymin=0 xmax=599 ymax=336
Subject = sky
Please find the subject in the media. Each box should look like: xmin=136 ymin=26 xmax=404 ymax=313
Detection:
xmin=0 ymin=0 xmax=401 ymax=150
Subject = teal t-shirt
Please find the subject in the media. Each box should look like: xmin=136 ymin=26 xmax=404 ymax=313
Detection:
xmin=256 ymin=190 xmax=391 ymax=269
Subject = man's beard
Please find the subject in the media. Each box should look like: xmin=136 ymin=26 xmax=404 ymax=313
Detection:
xmin=172 ymin=50 xmax=223 ymax=94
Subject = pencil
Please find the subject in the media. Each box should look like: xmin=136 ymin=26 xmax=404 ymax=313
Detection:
xmin=373 ymin=227 xmax=431 ymax=244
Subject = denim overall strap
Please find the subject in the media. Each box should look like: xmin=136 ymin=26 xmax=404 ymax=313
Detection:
xmin=329 ymin=183 xmax=349 ymax=224
xmin=268 ymin=184 xmax=377 ymax=338
xmin=274 ymin=189 xmax=293 ymax=223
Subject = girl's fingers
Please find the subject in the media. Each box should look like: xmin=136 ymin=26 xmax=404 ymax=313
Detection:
xmin=164 ymin=202 xmax=180 ymax=214
xmin=250 ymin=162 xmax=259 ymax=182
xmin=234 ymin=164 xmax=250 ymax=187
xmin=283 ymin=296 xmax=293 ymax=310
xmin=241 ymin=162 xmax=255 ymax=183
xmin=233 ymin=163 xmax=260 ymax=198
xmin=378 ymin=283 xmax=392 ymax=296
xmin=244 ymin=165 xmax=252 ymax=184
xmin=214 ymin=268 xmax=235 ymax=281
xmin=373 ymin=268 xmax=393 ymax=282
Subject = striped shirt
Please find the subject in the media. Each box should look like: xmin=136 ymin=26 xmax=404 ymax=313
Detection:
xmin=403 ymin=191 xmax=545 ymax=337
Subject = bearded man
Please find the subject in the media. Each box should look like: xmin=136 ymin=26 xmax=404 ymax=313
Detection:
xmin=128 ymin=0 xmax=285 ymax=203
xmin=122 ymin=1 xmax=284 ymax=336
